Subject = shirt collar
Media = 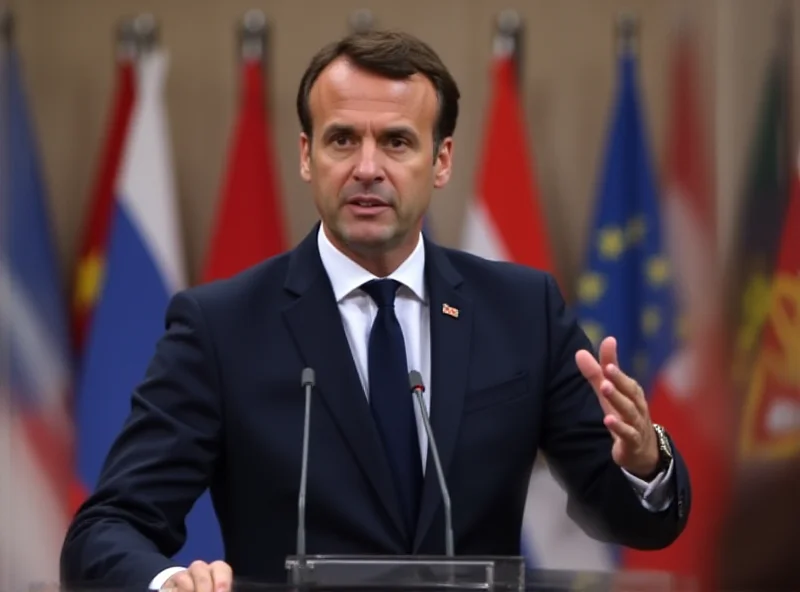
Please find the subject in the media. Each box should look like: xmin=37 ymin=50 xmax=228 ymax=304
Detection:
xmin=317 ymin=223 xmax=427 ymax=304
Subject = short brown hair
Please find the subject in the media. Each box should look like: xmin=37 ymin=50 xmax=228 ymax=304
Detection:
xmin=296 ymin=29 xmax=460 ymax=147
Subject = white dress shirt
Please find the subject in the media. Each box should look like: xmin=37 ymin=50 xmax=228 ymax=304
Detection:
xmin=149 ymin=225 xmax=673 ymax=589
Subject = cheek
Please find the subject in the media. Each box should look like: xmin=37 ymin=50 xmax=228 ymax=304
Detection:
xmin=388 ymin=162 xmax=433 ymax=194
xmin=312 ymin=160 xmax=350 ymax=193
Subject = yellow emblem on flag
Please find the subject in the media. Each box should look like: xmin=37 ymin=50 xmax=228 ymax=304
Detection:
xmin=74 ymin=251 xmax=105 ymax=311
xmin=739 ymin=273 xmax=800 ymax=460
xmin=646 ymin=255 xmax=670 ymax=286
xmin=597 ymin=226 xmax=625 ymax=260
xmin=577 ymin=272 xmax=606 ymax=305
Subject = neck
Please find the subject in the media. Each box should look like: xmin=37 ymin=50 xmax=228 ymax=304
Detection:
xmin=323 ymin=225 xmax=420 ymax=277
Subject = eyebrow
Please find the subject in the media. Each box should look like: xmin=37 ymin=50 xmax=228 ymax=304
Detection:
xmin=322 ymin=123 xmax=356 ymax=140
xmin=321 ymin=123 xmax=419 ymax=141
xmin=381 ymin=125 xmax=417 ymax=139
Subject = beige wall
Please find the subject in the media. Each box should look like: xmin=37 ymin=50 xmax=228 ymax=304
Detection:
xmin=10 ymin=0 xmax=800 ymax=298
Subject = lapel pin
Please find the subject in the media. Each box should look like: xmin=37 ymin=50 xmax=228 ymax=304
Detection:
xmin=442 ymin=303 xmax=459 ymax=318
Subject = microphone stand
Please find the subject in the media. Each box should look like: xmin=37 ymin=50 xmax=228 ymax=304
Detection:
xmin=295 ymin=367 xmax=315 ymax=586
xmin=408 ymin=372 xmax=454 ymax=557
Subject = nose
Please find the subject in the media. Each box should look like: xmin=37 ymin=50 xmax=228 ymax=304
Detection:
xmin=352 ymin=141 xmax=385 ymax=185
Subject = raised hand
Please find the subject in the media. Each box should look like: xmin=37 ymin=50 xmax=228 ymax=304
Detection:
xmin=575 ymin=336 xmax=659 ymax=479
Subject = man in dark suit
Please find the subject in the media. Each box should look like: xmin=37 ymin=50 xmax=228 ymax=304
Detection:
xmin=60 ymin=29 xmax=690 ymax=592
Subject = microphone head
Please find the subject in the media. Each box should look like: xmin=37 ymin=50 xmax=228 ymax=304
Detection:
xmin=301 ymin=367 xmax=316 ymax=387
xmin=408 ymin=370 xmax=425 ymax=392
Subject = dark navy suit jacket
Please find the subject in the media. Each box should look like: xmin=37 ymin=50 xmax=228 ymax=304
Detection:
xmin=60 ymin=226 xmax=691 ymax=589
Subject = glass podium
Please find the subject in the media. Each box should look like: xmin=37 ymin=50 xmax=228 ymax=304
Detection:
xmin=285 ymin=554 xmax=525 ymax=589
xmin=51 ymin=556 xmax=696 ymax=592
xmin=281 ymin=554 xmax=695 ymax=591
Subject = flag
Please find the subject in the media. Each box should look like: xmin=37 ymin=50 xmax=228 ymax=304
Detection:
xmin=738 ymin=151 xmax=800 ymax=460
xmin=71 ymin=48 xmax=136 ymax=356
xmin=710 ymin=24 xmax=796 ymax=588
xmin=459 ymin=33 xmax=609 ymax=570
xmin=0 ymin=42 xmax=74 ymax=590
xmin=202 ymin=57 xmax=286 ymax=282
xmin=727 ymin=41 xmax=792 ymax=390
xmin=575 ymin=39 xmax=677 ymax=564
xmin=75 ymin=47 xmax=222 ymax=564
xmin=716 ymin=148 xmax=800 ymax=589
xmin=460 ymin=37 xmax=554 ymax=270
xmin=620 ymin=22 xmax=732 ymax=590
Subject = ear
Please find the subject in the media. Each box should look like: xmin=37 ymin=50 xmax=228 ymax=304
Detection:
xmin=433 ymin=137 xmax=453 ymax=189
xmin=299 ymin=132 xmax=312 ymax=182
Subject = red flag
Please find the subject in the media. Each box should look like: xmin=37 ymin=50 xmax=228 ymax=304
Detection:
xmin=71 ymin=56 xmax=136 ymax=353
xmin=621 ymin=22 xmax=733 ymax=591
xmin=202 ymin=58 xmax=286 ymax=282
xmin=460 ymin=41 xmax=555 ymax=278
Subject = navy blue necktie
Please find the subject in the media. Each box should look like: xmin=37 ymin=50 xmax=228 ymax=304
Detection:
xmin=361 ymin=279 xmax=422 ymax=538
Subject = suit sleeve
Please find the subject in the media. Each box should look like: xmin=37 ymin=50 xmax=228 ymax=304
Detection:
xmin=538 ymin=273 xmax=691 ymax=550
xmin=60 ymin=291 xmax=222 ymax=588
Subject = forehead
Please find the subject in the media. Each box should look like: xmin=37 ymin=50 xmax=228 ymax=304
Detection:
xmin=308 ymin=57 xmax=438 ymax=133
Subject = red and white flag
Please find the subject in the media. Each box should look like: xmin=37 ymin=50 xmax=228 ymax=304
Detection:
xmin=460 ymin=34 xmax=611 ymax=570
xmin=460 ymin=37 xmax=553 ymax=270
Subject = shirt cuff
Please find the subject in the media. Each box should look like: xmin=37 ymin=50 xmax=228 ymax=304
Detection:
xmin=149 ymin=566 xmax=187 ymax=590
xmin=621 ymin=458 xmax=675 ymax=512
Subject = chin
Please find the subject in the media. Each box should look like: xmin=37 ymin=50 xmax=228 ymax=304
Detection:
xmin=340 ymin=224 xmax=400 ymax=251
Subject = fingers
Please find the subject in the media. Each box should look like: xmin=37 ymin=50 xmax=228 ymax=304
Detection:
xmin=576 ymin=339 xmax=650 ymax=427
xmin=164 ymin=570 xmax=195 ymax=591
xmin=604 ymin=364 xmax=647 ymax=410
xmin=604 ymin=414 xmax=640 ymax=443
xmin=598 ymin=336 xmax=618 ymax=369
xmin=575 ymin=349 xmax=603 ymax=391
xmin=164 ymin=561 xmax=233 ymax=592
xmin=597 ymin=377 xmax=640 ymax=426
xmin=189 ymin=561 xmax=215 ymax=592
xmin=210 ymin=561 xmax=233 ymax=592
xmin=575 ymin=350 xmax=615 ymax=417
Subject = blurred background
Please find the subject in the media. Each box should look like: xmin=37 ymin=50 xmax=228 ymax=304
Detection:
xmin=1 ymin=0 xmax=799 ymax=590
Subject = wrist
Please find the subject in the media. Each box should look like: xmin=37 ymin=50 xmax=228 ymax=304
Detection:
xmin=627 ymin=448 xmax=660 ymax=480
xmin=631 ymin=423 xmax=673 ymax=480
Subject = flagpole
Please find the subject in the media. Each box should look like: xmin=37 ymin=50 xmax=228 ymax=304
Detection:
xmin=495 ymin=9 xmax=523 ymax=86
xmin=239 ymin=8 xmax=267 ymax=63
xmin=1 ymin=4 xmax=13 ymax=46
xmin=348 ymin=8 xmax=374 ymax=33
xmin=115 ymin=16 xmax=139 ymax=63
xmin=132 ymin=12 xmax=158 ymax=55
xmin=238 ymin=9 xmax=268 ymax=111
xmin=615 ymin=11 xmax=639 ymax=56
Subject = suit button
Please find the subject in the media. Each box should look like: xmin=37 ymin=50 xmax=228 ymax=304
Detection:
xmin=677 ymin=493 xmax=685 ymax=518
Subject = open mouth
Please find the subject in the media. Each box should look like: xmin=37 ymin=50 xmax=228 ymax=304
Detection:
xmin=345 ymin=196 xmax=391 ymax=215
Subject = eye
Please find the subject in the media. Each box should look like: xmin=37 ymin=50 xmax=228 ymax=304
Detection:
xmin=331 ymin=133 xmax=353 ymax=146
xmin=386 ymin=136 xmax=409 ymax=149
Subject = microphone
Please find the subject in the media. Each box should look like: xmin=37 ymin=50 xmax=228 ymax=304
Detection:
xmin=297 ymin=367 xmax=315 ymax=560
xmin=408 ymin=370 xmax=454 ymax=557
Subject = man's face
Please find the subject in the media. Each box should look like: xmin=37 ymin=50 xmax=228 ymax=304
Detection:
xmin=300 ymin=57 xmax=452 ymax=257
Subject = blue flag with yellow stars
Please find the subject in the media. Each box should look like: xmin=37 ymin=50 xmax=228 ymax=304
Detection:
xmin=576 ymin=42 xmax=677 ymax=395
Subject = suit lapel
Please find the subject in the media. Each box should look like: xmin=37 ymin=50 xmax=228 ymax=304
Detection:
xmin=281 ymin=227 xmax=406 ymax=540
xmin=414 ymin=241 xmax=472 ymax=551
